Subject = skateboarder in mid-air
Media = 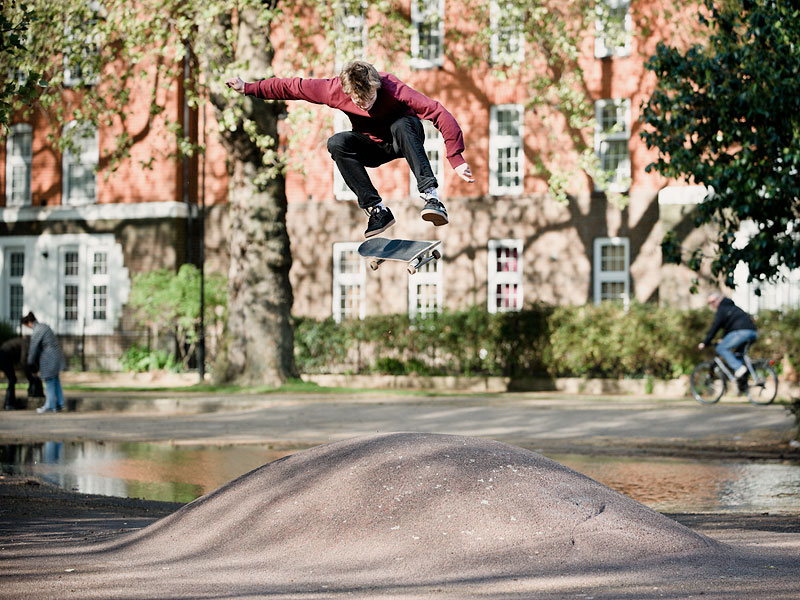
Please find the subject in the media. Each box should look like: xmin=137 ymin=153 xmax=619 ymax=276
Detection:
xmin=225 ymin=60 xmax=474 ymax=238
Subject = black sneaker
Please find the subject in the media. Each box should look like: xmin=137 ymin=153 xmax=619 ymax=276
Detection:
xmin=737 ymin=374 xmax=748 ymax=393
xmin=364 ymin=206 xmax=395 ymax=238
xmin=420 ymin=189 xmax=448 ymax=226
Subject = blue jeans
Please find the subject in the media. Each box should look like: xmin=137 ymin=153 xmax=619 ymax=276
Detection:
xmin=43 ymin=376 xmax=65 ymax=411
xmin=327 ymin=115 xmax=437 ymax=209
xmin=716 ymin=329 xmax=758 ymax=372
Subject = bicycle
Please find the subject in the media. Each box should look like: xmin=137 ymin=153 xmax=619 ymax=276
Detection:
xmin=689 ymin=340 xmax=778 ymax=405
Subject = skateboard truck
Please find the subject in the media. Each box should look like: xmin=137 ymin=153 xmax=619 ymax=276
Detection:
xmin=358 ymin=238 xmax=442 ymax=275
xmin=370 ymin=248 xmax=442 ymax=274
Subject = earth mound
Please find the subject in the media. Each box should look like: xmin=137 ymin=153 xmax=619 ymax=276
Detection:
xmin=110 ymin=432 xmax=717 ymax=582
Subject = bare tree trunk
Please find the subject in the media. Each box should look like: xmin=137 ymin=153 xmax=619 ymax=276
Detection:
xmin=211 ymin=7 xmax=298 ymax=386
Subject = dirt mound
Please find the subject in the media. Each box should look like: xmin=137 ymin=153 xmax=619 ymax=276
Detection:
xmin=109 ymin=432 xmax=717 ymax=582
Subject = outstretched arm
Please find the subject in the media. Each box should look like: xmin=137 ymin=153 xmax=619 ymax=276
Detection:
xmin=225 ymin=76 xmax=246 ymax=94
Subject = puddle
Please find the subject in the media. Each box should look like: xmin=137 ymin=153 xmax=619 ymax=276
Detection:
xmin=1 ymin=441 xmax=799 ymax=513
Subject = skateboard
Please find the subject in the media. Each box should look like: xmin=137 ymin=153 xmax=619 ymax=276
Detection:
xmin=358 ymin=238 xmax=442 ymax=275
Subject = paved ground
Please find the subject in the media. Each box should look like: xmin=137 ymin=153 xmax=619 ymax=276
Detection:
xmin=1 ymin=390 xmax=796 ymax=459
xmin=0 ymin=388 xmax=798 ymax=599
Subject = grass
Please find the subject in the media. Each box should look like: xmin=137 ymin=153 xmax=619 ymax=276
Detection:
xmin=60 ymin=378 xmax=445 ymax=397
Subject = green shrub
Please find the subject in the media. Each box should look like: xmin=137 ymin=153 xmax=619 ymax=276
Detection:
xmin=754 ymin=309 xmax=800 ymax=372
xmin=120 ymin=345 xmax=181 ymax=373
xmin=291 ymin=303 xmax=799 ymax=379
xmin=128 ymin=264 xmax=227 ymax=370
xmin=372 ymin=357 xmax=406 ymax=375
xmin=293 ymin=317 xmax=354 ymax=373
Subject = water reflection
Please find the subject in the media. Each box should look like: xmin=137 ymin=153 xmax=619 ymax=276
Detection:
xmin=550 ymin=453 xmax=800 ymax=514
xmin=1 ymin=442 xmax=798 ymax=513
xmin=0 ymin=442 xmax=293 ymax=503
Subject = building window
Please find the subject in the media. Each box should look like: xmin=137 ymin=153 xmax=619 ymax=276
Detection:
xmin=92 ymin=251 xmax=107 ymax=274
xmin=489 ymin=104 xmax=524 ymax=196
xmin=335 ymin=0 xmax=367 ymax=69
xmin=92 ymin=285 xmax=107 ymax=320
xmin=5 ymin=123 xmax=32 ymax=207
xmin=594 ymin=98 xmax=631 ymax=193
xmin=595 ymin=0 xmax=632 ymax=59
xmin=62 ymin=121 xmax=99 ymax=205
xmin=63 ymin=1 xmax=101 ymax=87
xmin=411 ymin=0 xmax=444 ymax=69
xmin=408 ymin=243 xmax=443 ymax=318
xmin=490 ymin=0 xmax=524 ymax=66
xmin=410 ymin=121 xmax=445 ymax=196
xmin=593 ymin=237 xmax=630 ymax=306
xmin=1 ymin=234 xmax=128 ymax=335
xmin=732 ymin=220 xmax=800 ymax=312
xmin=61 ymin=248 xmax=81 ymax=323
xmin=3 ymin=248 xmax=25 ymax=323
xmin=333 ymin=242 xmax=365 ymax=322
xmin=64 ymin=284 xmax=79 ymax=321
xmin=91 ymin=251 xmax=108 ymax=321
xmin=488 ymin=239 xmax=523 ymax=313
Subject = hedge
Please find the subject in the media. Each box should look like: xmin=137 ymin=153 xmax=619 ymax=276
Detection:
xmin=294 ymin=303 xmax=799 ymax=379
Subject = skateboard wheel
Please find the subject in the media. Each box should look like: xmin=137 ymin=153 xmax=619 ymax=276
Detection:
xmin=432 ymin=250 xmax=441 ymax=260
xmin=369 ymin=260 xmax=380 ymax=271
xmin=407 ymin=265 xmax=417 ymax=275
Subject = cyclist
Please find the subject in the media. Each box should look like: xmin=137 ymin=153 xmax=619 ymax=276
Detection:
xmin=697 ymin=292 xmax=757 ymax=391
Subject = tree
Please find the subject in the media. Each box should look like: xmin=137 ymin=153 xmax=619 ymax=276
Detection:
xmin=640 ymin=0 xmax=800 ymax=290
xmin=2 ymin=0 xmax=315 ymax=386
xmin=0 ymin=1 xmax=45 ymax=131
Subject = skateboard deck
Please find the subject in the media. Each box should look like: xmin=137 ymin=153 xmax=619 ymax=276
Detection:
xmin=358 ymin=238 xmax=442 ymax=274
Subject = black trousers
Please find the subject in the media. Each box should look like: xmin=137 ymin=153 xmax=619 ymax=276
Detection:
xmin=1 ymin=356 xmax=43 ymax=408
xmin=326 ymin=115 xmax=437 ymax=210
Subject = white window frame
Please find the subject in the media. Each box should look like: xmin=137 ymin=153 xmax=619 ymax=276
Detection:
xmin=409 ymin=120 xmax=445 ymax=196
xmin=0 ymin=234 xmax=128 ymax=335
xmin=2 ymin=247 xmax=26 ymax=325
xmin=487 ymin=239 xmax=523 ymax=313
xmin=408 ymin=243 xmax=443 ymax=319
xmin=334 ymin=0 xmax=368 ymax=70
xmin=593 ymin=237 xmax=630 ymax=307
xmin=90 ymin=250 xmax=109 ymax=321
xmin=332 ymin=112 xmax=358 ymax=201
xmin=595 ymin=0 xmax=632 ymax=59
xmin=5 ymin=123 xmax=33 ymax=207
xmin=411 ymin=0 xmax=445 ymax=69
xmin=489 ymin=104 xmax=524 ymax=196
xmin=62 ymin=120 xmax=99 ymax=205
xmin=732 ymin=220 xmax=800 ymax=313
xmin=332 ymin=242 xmax=366 ymax=322
xmin=594 ymin=98 xmax=631 ymax=193
xmin=63 ymin=1 xmax=101 ymax=87
xmin=59 ymin=245 xmax=81 ymax=328
xmin=490 ymin=0 xmax=525 ymax=66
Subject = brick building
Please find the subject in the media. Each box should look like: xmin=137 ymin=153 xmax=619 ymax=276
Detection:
xmin=1 ymin=1 xmax=796 ymax=368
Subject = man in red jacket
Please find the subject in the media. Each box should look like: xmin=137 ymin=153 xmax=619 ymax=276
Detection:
xmin=226 ymin=61 xmax=474 ymax=238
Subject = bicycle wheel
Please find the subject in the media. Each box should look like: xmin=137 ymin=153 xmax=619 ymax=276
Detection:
xmin=747 ymin=361 xmax=778 ymax=405
xmin=690 ymin=361 xmax=725 ymax=404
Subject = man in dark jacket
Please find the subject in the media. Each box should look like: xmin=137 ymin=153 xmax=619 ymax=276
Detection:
xmin=0 ymin=336 xmax=44 ymax=410
xmin=225 ymin=60 xmax=474 ymax=239
xmin=698 ymin=293 xmax=758 ymax=389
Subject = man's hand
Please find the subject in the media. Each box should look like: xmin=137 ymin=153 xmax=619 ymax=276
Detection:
xmin=225 ymin=76 xmax=246 ymax=94
xmin=455 ymin=162 xmax=474 ymax=183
